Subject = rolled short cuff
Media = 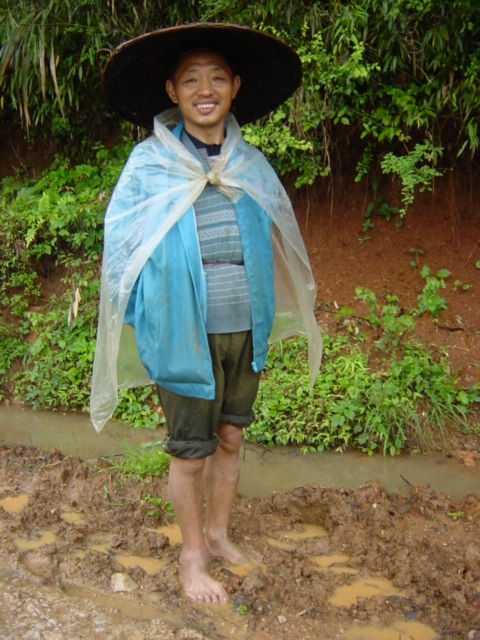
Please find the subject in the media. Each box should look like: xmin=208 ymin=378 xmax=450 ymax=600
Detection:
xmin=164 ymin=434 xmax=220 ymax=459
xmin=219 ymin=410 xmax=255 ymax=428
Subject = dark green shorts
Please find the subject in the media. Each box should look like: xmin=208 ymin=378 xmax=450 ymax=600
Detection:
xmin=156 ymin=331 xmax=260 ymax=459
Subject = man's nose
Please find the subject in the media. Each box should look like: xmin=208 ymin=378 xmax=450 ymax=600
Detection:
xmin=197 ymin=77 xmax=213 ymax=94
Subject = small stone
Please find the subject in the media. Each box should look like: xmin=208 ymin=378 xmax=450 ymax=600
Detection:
xmin=110 ymin=572 xmax=139 ymax=592
xmin=278 ymin=615 xmax=287 ymax=624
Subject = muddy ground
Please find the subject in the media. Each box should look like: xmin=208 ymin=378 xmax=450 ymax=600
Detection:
xmin=0 ymin=442 xmax=479 ymax=639
xmin=1 ymin=166 xmax=480 ymax=638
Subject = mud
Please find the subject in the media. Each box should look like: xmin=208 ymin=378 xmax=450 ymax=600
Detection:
xmin=0 ymin=443 xmax=479 ymax=639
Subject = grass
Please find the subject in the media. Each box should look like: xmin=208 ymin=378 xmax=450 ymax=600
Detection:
xmin=105 ymin=443 xmax=171 ymax=480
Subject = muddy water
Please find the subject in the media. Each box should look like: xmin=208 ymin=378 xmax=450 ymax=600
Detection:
xmin=1 ymin=405 xmax=479 ymax=499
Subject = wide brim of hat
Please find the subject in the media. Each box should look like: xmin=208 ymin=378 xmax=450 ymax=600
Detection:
xmin=101 ymin=22 xmax=302 ymax=128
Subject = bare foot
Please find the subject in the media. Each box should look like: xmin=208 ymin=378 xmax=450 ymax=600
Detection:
xmin=179 ymin=552 xmax=229 ymax=604
xmin=206 ymin=535 xmax=262 ymax=565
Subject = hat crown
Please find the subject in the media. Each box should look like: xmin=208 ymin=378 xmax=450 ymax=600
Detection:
xmin=102 ymin=22 xmax=302 ymax=128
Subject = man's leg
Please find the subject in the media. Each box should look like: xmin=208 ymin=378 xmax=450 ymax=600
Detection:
xmin=168 ymin=455 xmax=229 ymax=604
xmin=204 ymin=422 xmax=259 ymax=564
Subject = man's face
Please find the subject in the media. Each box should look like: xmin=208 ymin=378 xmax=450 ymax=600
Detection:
xmin=165 ymin=50 xmax=241 ymax=144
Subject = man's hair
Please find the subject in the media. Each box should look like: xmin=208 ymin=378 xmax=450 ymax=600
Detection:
xmin=167 ymin=47 xmax=236 ymax=80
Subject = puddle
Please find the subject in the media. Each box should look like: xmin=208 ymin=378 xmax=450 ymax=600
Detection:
xmin=14 ymin=530 xmax=56 ymax=551
xmin=151 ymin=523 xmax=182 ymax=545
xmin=65 ymin=583 xmax=245 ymax=636
xmin=0 ymin=493 xmax=29 ymax=514
xmin=85 ymin=532 xmax=114 ymax=553
xmin=226 ymin=562 xmax=265 ymax=577
xmin=114 ymin=555 xmax=164 ymax=575
xmin=312 ymin=553 xmax=350 ymax=567
xmin=325 ymin=565 xmax=359 ymax=575
xmin=277 ymin=523 xmax=327 ymax=540
xmin=311 ymin=554 xmax=359 ymax=574
xmin=1 ymin=405 xmax=479 ymax=499
xmin=344 ymin=619 xmax=439 ymax=639
xmin=328 ymin=577 xmax=404 ymax=607
xmin=265 ymin=524 xmax=327 ymax=551
xmin=266 ymin=537 xmax=296 ymax=551
xmin=61 ymin=511 xmax=85 ymax=524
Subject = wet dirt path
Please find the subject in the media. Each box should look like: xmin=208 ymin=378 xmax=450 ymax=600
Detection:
xmin=1 ymin=442 xmax=479 ymax=639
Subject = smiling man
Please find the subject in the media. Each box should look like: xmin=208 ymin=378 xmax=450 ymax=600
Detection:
xmin=166 ymin=49 xmax=241 ymax=144
xmin=91 ymin=23 xmax=322 ymax=605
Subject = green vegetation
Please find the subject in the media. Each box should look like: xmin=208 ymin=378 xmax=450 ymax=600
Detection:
xmin=1 ymin=0 xmax=479 ymax=192
xmin=103 ymin=444 xmax=173 ymax=520
xmin=105 ymin=444 xmax=171 ymax=481
xmin=249 ymin=333 xmax=479 ymax=457
xmin=141 ymin=493 xmax=175 ymax=522
xmin=447 ymin=510 xmax=465 ymax=521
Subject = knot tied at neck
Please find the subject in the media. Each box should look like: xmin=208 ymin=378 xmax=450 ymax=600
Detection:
xmin=203 ymin=166 xmax=239 ymax=201
xmin=206 ymin=170 xmax=222 ymax=188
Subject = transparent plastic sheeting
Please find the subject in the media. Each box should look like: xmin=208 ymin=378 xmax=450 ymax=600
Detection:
xmin=90 ymin=109 xmax=322 ymax=431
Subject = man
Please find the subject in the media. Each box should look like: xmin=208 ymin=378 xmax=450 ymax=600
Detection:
xmin=91 ymin=23 xmax=321 ymax=604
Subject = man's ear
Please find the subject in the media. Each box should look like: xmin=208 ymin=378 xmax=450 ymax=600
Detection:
xmin=165 ymin=79 xmax=178 ymax=104
xmin=232 ymin=75 xmax=241 ymax=100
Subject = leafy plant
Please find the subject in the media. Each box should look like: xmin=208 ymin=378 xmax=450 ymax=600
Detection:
xmin=249 ymin=331 xmax=479 ymax=456
xmin=236 ymin=604 xmax=250 ymax=615
xmin=141 ymin=493 xmax=175 ymax=522
xmin=409 ymin=247 xmax=425 ymax=269
xmin=1 ymin=143 xmax=131 ymax=266
xmin=447 ymin=511 xmax=465 ymax=521
xmin=381 ymin=141 xmax=444 ymax=217
xmin=107 ymin=444 xmax=171 ymax=481
xmin=355 ymin=287 xmax=415 ymax=348
xmin=361 ymin=178 xmax=400 ymax=232
xmin=453 ymin=279 xmax=470 ymax=292
xmin=0 ymin=322 xmax=28 ymax=401
xmin=414 ymin=266 xmax=450 ymax=318
xmin=114 ymin=386 xmax=164 ymax=430
xmin=13 ymin=281 xmax=99 ymax=412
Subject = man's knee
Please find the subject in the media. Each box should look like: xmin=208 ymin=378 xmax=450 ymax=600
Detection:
xmin=215 ymin=422 xmax=243 ymax=454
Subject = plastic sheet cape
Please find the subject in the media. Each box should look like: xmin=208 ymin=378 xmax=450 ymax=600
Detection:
xmin=90 ymin=109 xmax=322 ymax=431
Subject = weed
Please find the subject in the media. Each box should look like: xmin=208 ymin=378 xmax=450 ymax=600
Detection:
xmin=355 ymin=287 xmax=415 ymax=348
xmin=114 ymin=387 xmax=164 ymax=430
xmin=236 ymin=604 xmax=249 ymax=615
xmin=361 ymin=179 xmax=399 ymax=234
xmin=106 ymin=445 xmax=171 ymax=481
xmin=249 ymin=330 xmax=479 ymax=456
xmin=141 ymin=493 xmax=175 ymax=522
xmin=381 ymin=141 xmax=444 ymax=217
xmin=447 ymin=511 xmax=465 ymax=521
xmin=453 ymin=279 xmax=470 ymax=292
xmin=409 ymin=247 xmax=424 ymax=269
xmin=414 ymin=266 xmax=450 ymax=318
xmin=0 ymin=321 xmax=27 ymax=401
